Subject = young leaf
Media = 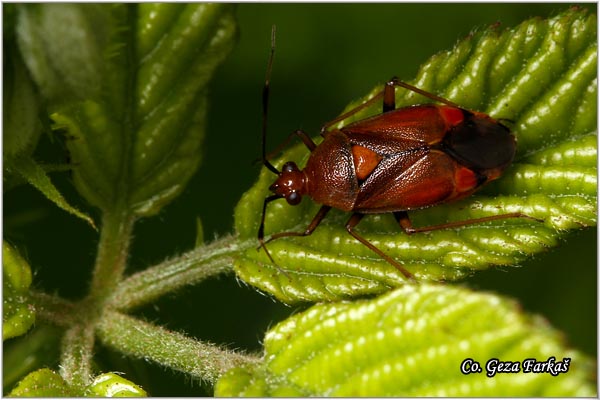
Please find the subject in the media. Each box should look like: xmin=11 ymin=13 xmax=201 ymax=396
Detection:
xmin=6 ymin=156 xmax=96 ymax=228
xmin=215 ymin=284 xmax=596 ymax=397
xmin=8 ymin=368 xmax=75 ymax=397
xmin=85 ymin=373 xmax=147 ymax=397
xmin=3 ymin=242 xmax=35 ymax=340
xmin=4 ymin=19 xmax=94 ymax=227
xmin=16 ymin=4 xmax=237 ymax=217
xmin=234 ymin=8 xmax=597 ymax=303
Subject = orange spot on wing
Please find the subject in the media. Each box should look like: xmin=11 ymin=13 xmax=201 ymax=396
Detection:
xmin=439 ymin=106 xmax=464 ymax=127
xmin=455 ymin=166 xmax=478 ymax=192
xmin=352 ymin=145 xmax=383 ymax=180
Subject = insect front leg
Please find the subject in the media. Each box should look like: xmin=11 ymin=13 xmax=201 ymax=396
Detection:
xmin=345 ymin=213 xmax=414 ymax=280
xmin=258 ymin=202 xmax=330 ymax=278
xmin=263 ymin=205 xmax=331 ymax=245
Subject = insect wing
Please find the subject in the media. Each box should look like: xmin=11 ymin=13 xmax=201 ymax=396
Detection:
xmin=339 ymin=104 xmax=476 ymax=212
xmin=355 ymin=149 xmax=466 ymax=212
xmin=341 ymin=104 xmax=449 ymax=154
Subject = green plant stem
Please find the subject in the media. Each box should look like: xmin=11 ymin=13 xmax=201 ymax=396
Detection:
xmin=54 ymin=211 xmax=135 ymax=392
xmin=96 ymin=310 xmax=261 ymax=384
xmin=109 ymin=235 xmax=251 ymax=311
xmin=88 ymin=211 xmax=135 ymax=303
xmin=30 ymin=290 xmax=77 ymax=327
xmin=60 ymin=322 xmax=96 ymax=392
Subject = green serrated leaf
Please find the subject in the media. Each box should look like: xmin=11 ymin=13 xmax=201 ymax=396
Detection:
xmin=15 ymin=4 xmax=109 ymax=105
xmin=3 ymin=241 xmax=35 ymax=340
xmin=215 ymin=284 xmax=596 ymax=397
xmin=5 ymin=156 xmax=96 ymax=228
xmin=1 ymin=14 xmax=84 ymax=226
xmin=16 ymin=4 xmax=237 ymax=217
xmin=3 ymin=35 xmax=42 ymax=159
xmin=85 ymin=373 xmax=147 ymax=397
xmin=8 ymin=368 xmax=75 ymax=397
xmin=233 ymin=8 xmax=597 ymax=303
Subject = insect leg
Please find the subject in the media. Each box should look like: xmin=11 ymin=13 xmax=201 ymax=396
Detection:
xmin=320 ymin=91 xmax=385 ymax=134
xmin=289 ymin=129 xmax=317 ymax=151
xmin=264 ymin=205 xmax=331 ymax=244
xmin=393 ymin=211 xmax=417 ymax=234
xmin=321 ymin=77 xmax=467 ymax=136
xmin=264 ymin=130 xmax=317 ymax=162
xmin=387 ymin=78 xmax=462 ymax=108
xmin=259 ymin=204 xmax=330 ymax=279
xmin=385 ymin=77 xmax=467 ymax=112
xmin=383 ymin=79 xmax=396 ymax=112
xmin=345 ymin=213 xmax=414 ymax=280
xmin=393 ymin=211 xmax=542 ymax=234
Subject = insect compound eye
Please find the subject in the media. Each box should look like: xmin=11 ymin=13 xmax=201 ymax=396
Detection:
xmin=282 ymin=161 xmax=298 ymax=173
xmin=287 ymin=191 xmax=301 ymax=205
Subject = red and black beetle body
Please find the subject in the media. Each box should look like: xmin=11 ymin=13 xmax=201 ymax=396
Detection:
xmin=259 ymin=36 xmax=526 ymax=279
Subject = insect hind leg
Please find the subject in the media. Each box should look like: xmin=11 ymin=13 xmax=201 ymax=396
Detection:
xmin=387 ymin=77 xmax=461 ymax=109
xmin=320 ymin=77 xmax=462 ymax=135
xmin=393 ymin=210 xmax=542 ymax=234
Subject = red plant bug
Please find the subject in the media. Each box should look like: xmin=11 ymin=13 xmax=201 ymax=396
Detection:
xmin=258 ymin=28 xmax=536 ymax=280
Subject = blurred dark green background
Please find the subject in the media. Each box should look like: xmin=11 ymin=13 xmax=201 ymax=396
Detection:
xmin=4 ymin=4 xmax=596 ymax=396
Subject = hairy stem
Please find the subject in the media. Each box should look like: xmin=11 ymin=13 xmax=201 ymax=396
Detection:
xmin=59 ymin=322 xmax=96 ymax=392
xmin=109 ymin=235 xmax=251 ymax=311
xmin=88 ymin=211 xmax=135 ymax=303
xmin=55 ymin=211 xmax=135 ymax=391
xmin=30 ymin=290 xmax=78 ymax=327
xmin=97 ymin=310 xmax=261 ymax=384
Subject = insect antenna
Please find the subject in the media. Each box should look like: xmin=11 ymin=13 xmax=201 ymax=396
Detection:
xmin=261 ymin=25 xmax=280 ymax=175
